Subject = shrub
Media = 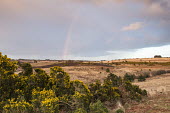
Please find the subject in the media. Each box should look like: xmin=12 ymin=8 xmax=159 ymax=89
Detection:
xmin=41 ymin=98 xmax=59 ymax=113
xmin=166 ymin=70 xmax=170 ymax=73
xmin=123 ymin=73 xmax=135 ymax=82
xmin=151 ymin=70 xmax=166 ymax=76
xmin=3 ymin=98 xmax=33 ymax=113
xmin=0 ymin=52 xmax=148 ymax=113
xmin=116 ymin=109 xmax=124 ymax=113
xmin=31 ymin=89 xmax=59 ymax=112
xmin=138 ymin=75 xmax=146 ymax=82
xmin=34 ymin=68 xmax=49 ymax=89
xmin=106 ymin=68 xmax=110 ymax=73
xmin=105 ymin=73 xmax=122 ymax=87
xmin=71 ymin=91 xmax=91 ymax=111
xmin=50 ymin=66 xmax=71 ymax=96
xmin=124 ymin=82 xmax=147 ymax=101
xmin=142 ymin=72 xmax=150 ymax=78
xmin=90 ymin=100 xmax=108 ymax=113
xmin=19 ymin=63 xmax=33 ymax=76
xmin=0 ymin=53 xmax=17 ymax=75
xmin=74 ymin=108 xmax=87 ymax=113
xmin=156 ymin=70 xmax=166 ymax=75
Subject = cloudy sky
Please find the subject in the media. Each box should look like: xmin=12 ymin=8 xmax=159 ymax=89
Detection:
xmin=0 ymin=0 xmax=170 ymax=60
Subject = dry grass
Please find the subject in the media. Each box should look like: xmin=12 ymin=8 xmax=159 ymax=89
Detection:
xmin=125 ymin=92 xmax=170 ymax=113
xmin=17 ymin=58 xmax=170 ymax=113
xmin=23 ymin=58 xmax=170 ymax=112
xmin=133 ymin=74 xmax=170 ymax=96
xmin=104 ymin=57 xmax=170 ymax=63
xmin=29 ymin=58 xmax=170 ymax=84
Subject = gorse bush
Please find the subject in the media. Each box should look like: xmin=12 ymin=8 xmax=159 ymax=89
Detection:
xmin=0 ymin=52 xmax=147 ymax=113
xmin=116 ymin=109 xmax=124 ymax=113
xmin=124 ymin=73 xmax=135 ymax=82
xmin=3 ymin=98 xmax=33 ymax=113
xmin=19 ymin=63 xmax=33 ymax=76
xmin=151 ymin=70 xmax=167 ymax=76
xmin=106 ymin=68 xmax=110 ymax=73
xmin=137 ymin=75 xmax=146 ymax=82
xmin=89 ymin=100 xmax=108 ymax=113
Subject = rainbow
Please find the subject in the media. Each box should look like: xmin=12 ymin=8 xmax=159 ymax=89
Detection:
xmin=62 ymin=11 xmax=79 ymax=60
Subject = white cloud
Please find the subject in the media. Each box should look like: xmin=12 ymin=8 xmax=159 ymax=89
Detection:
xmin=105 ymin=44 xmax=170 ymax=60
xmin=121 ymin=22 xmax=144 ymax=31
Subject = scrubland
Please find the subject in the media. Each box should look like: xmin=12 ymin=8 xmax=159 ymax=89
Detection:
xmin=29 ymin=58 xmax=170 ymax=112
xmin=1 ymin=55 xmax=170 ymax=112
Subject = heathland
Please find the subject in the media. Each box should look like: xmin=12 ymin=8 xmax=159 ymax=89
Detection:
xmin=1 ymin=53 xmax=170 ymax=112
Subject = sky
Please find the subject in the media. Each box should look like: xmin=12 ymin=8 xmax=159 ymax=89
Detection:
xmin=0 ymin=0 xmax=170 ymax=60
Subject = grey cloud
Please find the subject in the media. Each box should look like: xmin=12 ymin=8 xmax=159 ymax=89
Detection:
xmin=0 ymin=0 xmax=170 ymax=59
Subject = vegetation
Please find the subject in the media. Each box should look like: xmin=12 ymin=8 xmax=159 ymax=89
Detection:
xmin=0 ymin=52 xmax=147 ymax=113
xmin=123 ymin=73 xmax=135 ymax=82
xmin=106 ymin=68 xmax=110 ymax=73
xmin=137 ymin=75 xmax=146 ymax=82
xmin=119 ymin=61 xmax=170 ymax=66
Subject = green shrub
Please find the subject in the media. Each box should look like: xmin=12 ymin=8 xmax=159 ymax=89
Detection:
xmin=74 ymin=108 xmax=87 ymax=113
xmin=41 ymin=98 xmax=59 ymax=113
xmin=90 ymin=100 xmax=108 ymax=113
xmin=124 ymin=73 xmax=135 ymax=82
xmin=0 ymin=52 xmax=148 ymax=113
xmin=3 ymin=98 xmax=33 ymax=113
xmin=106 ymin=68 xmax=110 ymax=73
xmin=116 ymin=109 xmax=124 ymax=113
xmin=138 ymin=75 xmax=146 ymax=82
xmin=71 ymin=91 xmax=90 ymax=111
xmin=152 ymin=70 xmax=166 ymax=76
xmin=19 ymin=63 xmax=33 ymax=76
xmin=124 ymin=81 xmax=147 ymax=101
xmin=166 ymin=70 xmax=170 ymax=73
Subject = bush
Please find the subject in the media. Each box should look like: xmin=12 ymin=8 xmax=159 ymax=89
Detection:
xmin=124 ymin=73 xmax=135 ymax=82
xmin=90 ymin=100 xmax=108 ymax=113
xmin=166 ymin=70 xmax=170 ymax=73
xmin=116 ymin=109 xmax=124 ymax=113
xmin=0 ymin=52 xmax=148 ymax=113
xmin=19 ymin=63 xmax=33 ymax=76
xmin=156 ymin=70 xmax=166 ymax=75
xmin=151 ymin=70 xmax=166 ymax=76
xmin=3 ymin=98 xmax=33 ymax=113
xmin=124 ymin=82 xmax=147 ymax=101
xmin=142 ymin=72 xmax=150 ymax=78
xmin=138 ymin=75 xmax=146 ymax=82
xmin=74 ymin=108 xmax=87 ymax=113
xmin=41 ymin=98 xmax=59 ymax=113
xmin=106 ymin=68 xmax=110 ymax=73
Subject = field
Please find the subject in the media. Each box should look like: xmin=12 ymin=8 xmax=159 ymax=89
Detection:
xmin=28 ymin=58 xmax=170 ymax=84
xmin=125 ymin=92 xmax=170 ymax=113
xmin=19 ymin=57 xmax=170 ymax=112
